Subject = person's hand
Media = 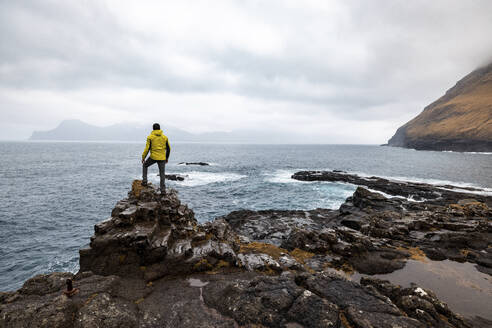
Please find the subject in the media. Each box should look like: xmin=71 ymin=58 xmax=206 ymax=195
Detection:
xmin=141 ymin=159 xmax=145 ymax=164
xmin=165 ymin=160 xmax=168 ymax=164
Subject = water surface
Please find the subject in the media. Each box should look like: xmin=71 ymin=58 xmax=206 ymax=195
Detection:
xmin=1 ymin=141 xmax=491 ymax=291
xmin=351 ymin=259 xmax=492 ymax=321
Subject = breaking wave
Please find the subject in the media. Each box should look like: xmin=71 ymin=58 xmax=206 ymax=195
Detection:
xmin=148 ymin=171 xmax=246 ymax=187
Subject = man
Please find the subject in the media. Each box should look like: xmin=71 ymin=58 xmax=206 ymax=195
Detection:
xmin=142 ymin=123 xmax=171 ymax=194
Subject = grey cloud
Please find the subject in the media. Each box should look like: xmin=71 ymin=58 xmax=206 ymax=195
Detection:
xmin=1 ymin=0 xmax=492 ymax=139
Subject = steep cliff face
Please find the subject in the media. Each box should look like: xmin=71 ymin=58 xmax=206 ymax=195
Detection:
xmin=388 ymin=62 xmax=492 ymax=151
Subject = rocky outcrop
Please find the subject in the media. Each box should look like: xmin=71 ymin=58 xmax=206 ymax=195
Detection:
xmin=163 ymin=174 xmax=185 ymax=181
xmin=178 ymin=162 xmax=210 ymax=166
xmin=2 ymin=179 xmax=491 ymax=327
xmin=79 ymin=180 xmax=240 ymax=281
xmin=387 ymin=62 xmax=492 ymax=152
xmin=2 ymin=269 xmax=472 ymax=328
xmin=360 ymin=277 xmax=473 ymax=328
xmin=285 ymin=171 xmax=492 ymax=275
xmin=204 ymin=272 xmax=433 ymax=328
xmin=292 ymin=170 xmax=492 ymax=206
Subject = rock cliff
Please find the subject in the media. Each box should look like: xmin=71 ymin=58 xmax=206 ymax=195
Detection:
xmin=388 ymin=62 xmax=492 ymax=152
xmin=1 ymin=179 xmax=492 ymax=327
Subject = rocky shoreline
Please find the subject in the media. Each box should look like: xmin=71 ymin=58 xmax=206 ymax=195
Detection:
xmin=1 ymin=174 xmax=491 ymax=327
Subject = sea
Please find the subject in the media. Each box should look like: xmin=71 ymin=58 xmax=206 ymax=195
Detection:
xmin=1 ymin=141 xmax=492 ymax=293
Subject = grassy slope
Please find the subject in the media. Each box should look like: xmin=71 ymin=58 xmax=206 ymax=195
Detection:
xmin=403 ymin=63 xmax=492 ymax=142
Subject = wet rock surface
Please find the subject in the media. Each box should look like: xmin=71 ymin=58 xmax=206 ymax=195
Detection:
xmin=283 ymin=171 xmax=492 ymax=277
xmin=178 ymin=162 xmax=210 ymax=166
xmin=292 ymin=170 xmax=492 ymax=205
xmin=79 ymin=180 xmax=240 ymax=281
xmin=2 ymin=178 xmax=491 ymax=327
xmin=163 ymin=174 xmax=185 ymax=181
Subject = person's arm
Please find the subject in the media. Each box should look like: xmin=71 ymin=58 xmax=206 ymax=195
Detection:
xmin=165 ymin=139 xmax=171 ymax=163
xmin=142 ymin=138 xmax=151 ymax=163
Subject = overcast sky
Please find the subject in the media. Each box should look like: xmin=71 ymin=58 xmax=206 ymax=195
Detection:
xmin=1 ymin=0 xmax=492 ymax=143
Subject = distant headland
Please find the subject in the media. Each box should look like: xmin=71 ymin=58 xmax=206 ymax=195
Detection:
xmin=387 ymin=62 xmax=492 ymax=152
xmin=29 ymin=119 xmax=302 ymax=144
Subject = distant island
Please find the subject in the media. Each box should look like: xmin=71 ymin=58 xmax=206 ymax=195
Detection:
xmin=387 ymin=62 xmax=492 ymax=152
xmin=30 ymin=120 xmax=196 ymax=142
xmin=29 ymin=119 xmax=293 ymax=143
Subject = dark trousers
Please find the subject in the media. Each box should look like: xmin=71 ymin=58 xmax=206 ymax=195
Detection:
xmin=142 ymin=158 xmax=166 ymax=191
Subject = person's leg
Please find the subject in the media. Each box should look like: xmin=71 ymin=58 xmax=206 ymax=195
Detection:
xmin=142 ymin=158 xmax=156 ymax=185
xmin=157 ymin=160 xmax=166 ymax=193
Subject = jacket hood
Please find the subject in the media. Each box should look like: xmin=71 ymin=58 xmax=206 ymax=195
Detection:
xmin=151 ymin=130 xmax=163 ymax=136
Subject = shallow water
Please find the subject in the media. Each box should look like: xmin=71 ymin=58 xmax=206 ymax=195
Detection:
xmin=1 ymin=141 xmax=491 ymax=291
xmin=350 ymin=259 xmax=492 ymax=320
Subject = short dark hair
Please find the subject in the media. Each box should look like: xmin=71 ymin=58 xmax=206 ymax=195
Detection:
xmin=153 ymin=123 xmax=160 ymax=130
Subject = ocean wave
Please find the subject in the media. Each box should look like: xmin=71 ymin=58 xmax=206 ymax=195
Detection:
xmin=148 ymin=171 xmax=246 ymax=187
xmin=436 ymin=187 xmax=492 ymax=197
xmin=46 ymin=254 xmax=79 ymax=274
xmin=264 ymin=170 xmax=357 ymax=209
xmin=365 ymin=188 xmax=426 ymax=202
xmin=267 ymin=168 xmax=492 ymax=196
xmin=264 ymin=170 xmax=305 ymax=184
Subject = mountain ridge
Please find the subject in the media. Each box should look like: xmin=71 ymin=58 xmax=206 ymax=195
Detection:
xmin=29 ymin=120 xmax=197 ymax=142
xmin=29 ymin=119 xmax=298 ymax=143
xmin=388 ymin=62 xmax=492 ymax=152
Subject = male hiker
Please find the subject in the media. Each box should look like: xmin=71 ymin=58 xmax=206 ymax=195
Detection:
xmin=142 ymin=123 xmax=171 ymax=194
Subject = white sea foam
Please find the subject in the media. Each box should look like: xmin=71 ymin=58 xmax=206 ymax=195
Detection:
xmin=348 ymin=171 xmax=492 ymax=196
xmin=47 ymin=254 xmax=79 ymax=274
xmin=265 ymin=170 xmax=304 ymax=184
xmin=148 ymin=171 xmax=246 ymax=187
xmin=365 ymin=188 xmax=427 ymax=202
xmin=267 ymin=168 xmax=492 ymax=196
xmin=437 ymin=187 xmax=492 ymax=197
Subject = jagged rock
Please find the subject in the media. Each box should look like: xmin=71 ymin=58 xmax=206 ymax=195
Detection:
xmin=221 ymin=208 xmax=337 ymax=246
xmin=0 ymin=272 xmax=126 ymax=328
xmin=178 ymin=162 xmax=210 ymax=166
xmin=204 ymin=272 xmax=431 ymax=327
xmin=2 ymin=179 xmax=490 ymax=327
xmin=348 ymin=249 xmax=408 ymax=275
xmin=286 ymin=289 xmax=339 ymax=328
xmin=237 ymin=253 xmax=281 ymax=272
xmin=203 ymin=274 xmax=316 ymax=327
xmin=0 ymin=271 xmax=242 ymax=328
xmin=226 ymin=174 xmax=492 ymax=277
xmin=2 ymin=269 xmax=475 ymax=328
xmin=361 ymin=277 xmax=474 ymax=328
xmin=292 ymin=170 xmax=492 ymax=206
xmin=163 ymin=174 xmax=185 ymax=181
xmin=79 ymin=181 xmax=240 ymax=281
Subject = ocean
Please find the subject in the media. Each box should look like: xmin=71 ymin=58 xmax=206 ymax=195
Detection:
xmin=1 ymin=141 xmax=491 ymax=291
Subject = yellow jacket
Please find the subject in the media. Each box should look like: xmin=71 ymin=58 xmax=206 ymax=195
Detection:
xmin=142 ymin=130 xmax=171 ymax=161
